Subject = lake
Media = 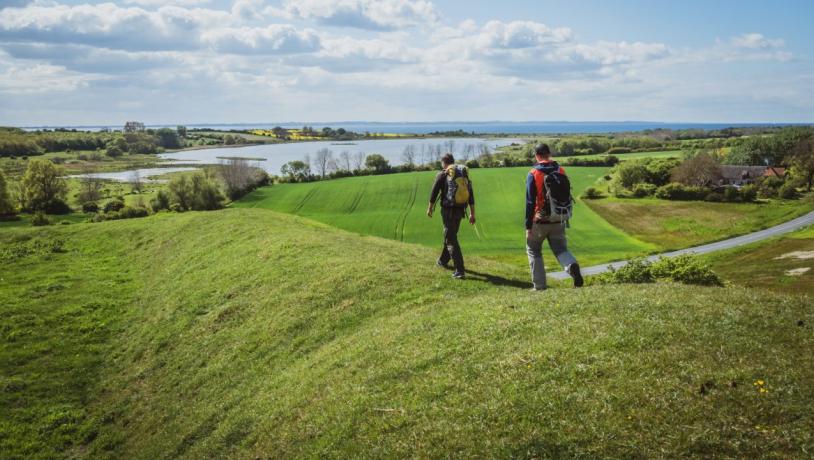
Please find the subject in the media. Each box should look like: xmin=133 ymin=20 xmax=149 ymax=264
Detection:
xmin=158 ymin=137 xmax=523 ymax=176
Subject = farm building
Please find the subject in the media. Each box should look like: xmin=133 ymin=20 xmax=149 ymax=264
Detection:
xmin=720 ymin=165 xmax=786 ymax=185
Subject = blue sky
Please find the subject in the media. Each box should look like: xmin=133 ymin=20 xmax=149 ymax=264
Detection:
xmin=0 ymin=0 xmax=811 ymax=125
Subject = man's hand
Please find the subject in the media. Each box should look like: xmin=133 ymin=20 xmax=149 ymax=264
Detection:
xmin=468 ymin=214 xmax=476 ymax=225
xmin=426 ymin=203 xmax=434 ymax=218
xmin=525 ymin=228 xmax=532 ymax=240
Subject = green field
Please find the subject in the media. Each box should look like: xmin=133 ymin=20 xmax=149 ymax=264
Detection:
xmin=706 ymin=225 xmax=814 ymax=295
xmin=586 ymin=197 xmax=814 ymax=249
xmin=2 ymin=209 xmax=813 ymax=458
xmin=235 ymin=167 xmax=657 ymax=267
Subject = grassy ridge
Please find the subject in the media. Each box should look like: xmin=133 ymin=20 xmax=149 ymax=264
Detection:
xmin=2 ymin=210 xmax=813 ymax=458
xmin=235 ymin=167 xmax=657 ymax=267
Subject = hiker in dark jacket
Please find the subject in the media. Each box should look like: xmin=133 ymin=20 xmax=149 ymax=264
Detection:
xmin=525 ymin=143 xmax=583 ymax=290
xmin=427 ymin=153 xmax=475 ymax=279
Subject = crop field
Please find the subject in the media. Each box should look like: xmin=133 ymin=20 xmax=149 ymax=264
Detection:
xmin=235 ymin=166 xmax=657 ymax=267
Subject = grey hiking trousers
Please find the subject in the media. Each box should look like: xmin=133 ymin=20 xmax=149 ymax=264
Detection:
xmin=526 ymin=222 xmax=578 ymax=290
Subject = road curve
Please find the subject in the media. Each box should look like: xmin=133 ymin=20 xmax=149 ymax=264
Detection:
xmin=549 ymin=209 xmax=814 ymax=280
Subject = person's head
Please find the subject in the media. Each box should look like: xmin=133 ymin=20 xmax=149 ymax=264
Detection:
xmin=534 ymin=143 xmax=552 ymax=160
xmin=441 ymin=153 xmax=455 ymax=167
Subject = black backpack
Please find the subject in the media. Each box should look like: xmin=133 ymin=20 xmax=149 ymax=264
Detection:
xmin=543 ymin=171 xmax=573 ymax=222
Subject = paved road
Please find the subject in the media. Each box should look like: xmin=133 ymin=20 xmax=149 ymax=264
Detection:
xmin=549 ymin=210 xmax=814 ymax=280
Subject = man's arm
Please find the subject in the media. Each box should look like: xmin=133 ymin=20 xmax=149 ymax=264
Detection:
xmin=525 ymin=172 xmax=536 ymax=231
xmin=427 ymin=172 xmax=445 ymax=217
xmin=467 ymin=179 xmax=476 ymax=224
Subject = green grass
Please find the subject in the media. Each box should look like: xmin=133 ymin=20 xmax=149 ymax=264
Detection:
xmin=557 ymin=149 xmax=684 ymax=162
xmin=706 ymin=226 xmax=814 ymax=295
xmin=2 ymin=209 xmax=813 ymax=458
xmin=586 ymin=197 xmax=814 ymax=249
xmin=235 ymin=167 xmax=657 ymax=267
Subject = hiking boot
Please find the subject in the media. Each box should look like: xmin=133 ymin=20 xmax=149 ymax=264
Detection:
xmin=529 ymin=287 xmax=547 ymax=292
xmin=568 ymin=263 xmax=584 ymax=288
xmin=451 ymin=271 xmax=465 ymax=280
xmin=436 ymin=259 xmax=451 ymax=269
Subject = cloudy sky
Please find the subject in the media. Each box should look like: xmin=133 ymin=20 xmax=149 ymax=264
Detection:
xmin=0 ymin=0 xmax=812 ymax=126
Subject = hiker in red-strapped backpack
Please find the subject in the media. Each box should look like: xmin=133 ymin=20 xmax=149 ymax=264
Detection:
xmin=427 ymin=153 xmax=475 ymax=280
xmin=525 ymin=143 xmax=583 ymax=290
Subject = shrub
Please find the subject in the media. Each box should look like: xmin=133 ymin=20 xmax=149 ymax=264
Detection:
xmin=602 ymin=258 xmax=655 ymax=284
xmin=704 ymin=192 xmax=724 ymax=202
xmin=167 ymin=173 xmax=224 ymax=211
xmin=31 ymin=211 xmax=51 ymax=226
xmin=465 ymin=159 xmax=480 ymax=169
xmin=740 ymin=184 xmax=757 ymax=202
xmin=81 ymin=202 xmax=99 ymax=213
xmin=103 ymin=199 xmax=125 ymax=213
xmin=600 ymin=255 xmax=722 ymax=286
xmin=651 ymin=255 xmax=723 ymax=286
xmin=778 ymin=182 xmax=799 ymax=199
xmin=723 ymin=186 xmax=741 ymax=202
xmin=118 ymin=206 xmax=149 ymax=219
xmin=607 ymin=147 xmax=632 ymax=155
xmin=631 ymin=183 xmax=657 ymax=198
xmin=654 ymin=183 xmax=709 ymax=201
xmin=150 ymin=190 xmax=170 ymax=212
xmin=44 ymin=199 xmax=71 ymax=215
xmin=580 ymin=187 xmax=604 ymax=199
xmin=0 ymin=169 xmax=15 ymax=216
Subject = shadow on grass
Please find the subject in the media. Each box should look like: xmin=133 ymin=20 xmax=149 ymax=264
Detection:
xmin=466 ymin=270 xmax=532 ymax=289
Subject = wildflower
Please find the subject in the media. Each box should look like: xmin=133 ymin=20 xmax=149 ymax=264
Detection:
xmin=754 ymin=379 xmax=765 ymax=386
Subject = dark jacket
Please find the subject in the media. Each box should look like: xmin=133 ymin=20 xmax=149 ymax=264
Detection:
xmin=525 ymin=160 xmax=565 ymax=229
xmin=430 ymin=167 xmax=475 ymax=208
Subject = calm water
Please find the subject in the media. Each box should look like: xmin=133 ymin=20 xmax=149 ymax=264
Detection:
xmin=24 ymin=121 xmax=809 ymax=134
xmin=68 ymin=167 xmax=198 ymax=183
xmin=158 ymin=137 xmax=523 ymax=176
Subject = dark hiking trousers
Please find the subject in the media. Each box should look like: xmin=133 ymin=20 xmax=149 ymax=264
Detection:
xmin=439 ymin=206 xmax=465 ymax=273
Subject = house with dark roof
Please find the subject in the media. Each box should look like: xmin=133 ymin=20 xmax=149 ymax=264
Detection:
xmin=720 ymin=165 xmax=787 ymax=186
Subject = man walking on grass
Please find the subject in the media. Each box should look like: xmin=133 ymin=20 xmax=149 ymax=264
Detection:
xmin=526 ymin=143 xmax=583 ymax=290
xmin=427 ymin=153 xmax=475 ymax=279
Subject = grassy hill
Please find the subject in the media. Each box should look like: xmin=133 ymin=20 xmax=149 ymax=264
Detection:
xmin=235 ymin=167 xmax=657 ymax=267
xmin=2 ymin=209 xmax=813 ymax=458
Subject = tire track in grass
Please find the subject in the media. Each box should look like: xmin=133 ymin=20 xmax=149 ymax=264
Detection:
xmin=292 ymin=187 xmax=319 ymax=214
xmin=394 ymin=178 xmax=419 ymax=241
xmin=347 ymin=182 xmax=367 ymax=214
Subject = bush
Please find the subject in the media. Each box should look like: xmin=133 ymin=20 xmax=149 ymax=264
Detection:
xmin=607 ymin=147 xmax=632 ymax=155
xmin=723 ymin=186 xmax=741 ymax=202
xmin=600 ymin=255 xmax=722 ymax=286
xmin=631 ymin=183 xmax=657 ymax=198
xmin=150 ymin=190 xmax=170 ymax=212
xmin=602 ymin=258 xmax=655 ymax=284
xmin=778 ymin=182 xmax=799 ymax=199
xmin=704 ymin=192 xmax=724 ymax=202
xmin=580 ymin=187 xmax=604 ymax=199
xmin=21 ymin=159 xmax=69 ymax=213
xmin=31 ymin=211 xmax=51 ymax=226
xmin=44 ymin=199 xmax=71 ymax=215
xmin=563 ymin=156 xmax=619 ymax=167
xmin=103 ymin=199 xmax=125 ymax=213
xmin=740 ymin=184 xmax=757 ymax=202
xmin=651 ymin=255 xmax=723 ymax=286
xmin=465 ymin=159 xmax=480 ymax=169
xmin=118 ymin=206 xmax=149 ymax=219
xmin=0 ymin=169 xmax=15 ymax=216
xmin=81 ymin=202 xmax=99 ymax=213
xmin=167 ymin=173 xmax=224 ymax=211
xmin=654 ymin=183 xmax=709 ymax=201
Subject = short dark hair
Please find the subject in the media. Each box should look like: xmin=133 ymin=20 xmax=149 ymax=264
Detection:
xmin=441 ymin=153 xmax=455 ymax=165
xmin=534 ymin=143 xmax=551 ymax=157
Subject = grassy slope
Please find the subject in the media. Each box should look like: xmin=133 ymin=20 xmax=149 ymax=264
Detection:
xmin=235 ymin=167 xmax=657 ymax=267
xmin=2 ymin=210 xmax=813 ymax=458
xmin=585 ymin=197 xmax=814 ymax=249
xmin=706 ymin=225 xmax=814 ymax=295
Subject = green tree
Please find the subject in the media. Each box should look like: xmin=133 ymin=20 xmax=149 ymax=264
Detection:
xmin=156 ymin=128 xmax=182 ymax=149
xmin=786 ymin=137 xmax=814 ymax=192
xmin=0 ymin=169 xmax=16 ymax=216
xmin=21 ymin=159 xmax=68 ymax=213
xmin=281 ymin=161 xmax=311 ymax=182
xmin=177 ymin=125 xmax=187 ymax=137
xmin=365 ymin=154 xmax=390 ymax=173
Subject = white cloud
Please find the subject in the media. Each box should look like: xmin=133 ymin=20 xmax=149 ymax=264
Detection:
xmin=731 ymin=33 xmax=784 ymax=49
xmin=475 ymin=20 xmax=572 ymax=49
xmin=281 ymin=0 xmax=438 ymax=30
xmin=202 ymin=25 xmax=321 ymax=54
xmin=0 ymin=52 xmax=100 ymax=93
